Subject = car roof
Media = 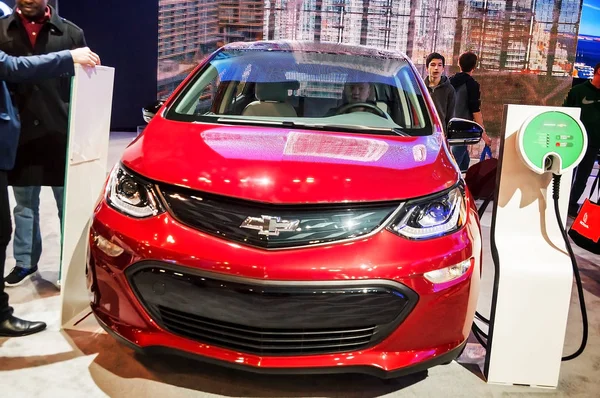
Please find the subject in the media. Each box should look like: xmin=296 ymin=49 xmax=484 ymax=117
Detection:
xmin=221 ymin=40 xmax=409 ymax=61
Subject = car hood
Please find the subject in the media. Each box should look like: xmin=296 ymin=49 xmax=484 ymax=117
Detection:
xmin=121 ymin=118 xmax=459 ymax=204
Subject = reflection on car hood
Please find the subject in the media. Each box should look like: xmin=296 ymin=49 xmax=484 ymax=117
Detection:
xmin=121 ymin=118 xmax=459 ymax=204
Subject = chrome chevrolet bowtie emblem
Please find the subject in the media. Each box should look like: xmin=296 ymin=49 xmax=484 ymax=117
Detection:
xmin=240 ymin=215 xmax=300 ymax=236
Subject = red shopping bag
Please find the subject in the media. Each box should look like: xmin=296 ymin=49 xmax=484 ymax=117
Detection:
xmin=569 ymin=175 xmax=600 ymax=254
xmin=465 ymin=158 xmax=498 ymax=201
xmin=465 ymin=156 xmax=498 ymax=218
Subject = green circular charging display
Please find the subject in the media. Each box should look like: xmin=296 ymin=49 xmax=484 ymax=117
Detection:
xmin=518 ymin=111 xmax=587 ymax=174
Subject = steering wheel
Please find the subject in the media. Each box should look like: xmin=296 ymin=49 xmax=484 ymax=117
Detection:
xmin=335 ymin=102 xmax=387 ymax=118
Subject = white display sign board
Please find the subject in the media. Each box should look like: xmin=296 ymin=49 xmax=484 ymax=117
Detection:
xmin=60 ymin=65 xmax=115 ymax=325
xmin=484 ymin=104 xmax=581 ymax=388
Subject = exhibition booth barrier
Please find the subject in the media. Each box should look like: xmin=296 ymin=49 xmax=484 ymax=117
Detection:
xmin=59 ymin=65 xmax=115 ymax=325
xmin=55 ymin=67 xmax=589 ymax=390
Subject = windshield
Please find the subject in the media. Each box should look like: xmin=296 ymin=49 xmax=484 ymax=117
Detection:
xmin=165 ymin=46 xmax=433 ymax=136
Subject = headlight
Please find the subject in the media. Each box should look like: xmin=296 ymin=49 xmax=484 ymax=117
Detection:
xmin=388 ymin=185 xmax=466 ymax=239
xmin=106 ymin=165 xmax=163 ymax=218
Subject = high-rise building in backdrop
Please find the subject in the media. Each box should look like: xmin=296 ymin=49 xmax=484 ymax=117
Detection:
xmin=158 ymin=0 xmax=264 ymax=97
xmin=158 ymin=0 xmax=583 ymax=98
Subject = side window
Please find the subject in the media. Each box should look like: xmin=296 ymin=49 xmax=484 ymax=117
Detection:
xmin=221 ymin=64 xmax=253 ymax=115
xmin=174 ymin=65 xmax=220 ymax=115
xmin=195 ymin=83 xmax=216 ymax=115
xmin=234 ymin=81 xmax=247 ymax=98
xmin=395 ymin=68 xmax=427 ymax=129
xmin=220 ymin=81 xmax=250 ymax=115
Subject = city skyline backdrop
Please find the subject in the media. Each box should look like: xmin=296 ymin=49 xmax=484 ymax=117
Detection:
xmin=157 ymin=0 xmax=589 ymax=140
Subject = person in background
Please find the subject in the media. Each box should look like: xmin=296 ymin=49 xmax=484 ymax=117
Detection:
xmin=1 ymin=47 xmax=100 ymax=337
xmin=564 ymin=61 xmax=600 ymax=217
xmin=0 ymin=0 xmax=88 ymax=286
xmin=450 ymin=52 xmax=492 ymax=172
xmin=424 ymin=52 xmax=455 ymax=135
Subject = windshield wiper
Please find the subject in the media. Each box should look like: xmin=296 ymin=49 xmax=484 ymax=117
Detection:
xmin=217 ymin=117 xmax=286 ymax=126
xmin=294 ymin=123 xmax=410 ymax=136
xmin=216 ymin=118 xmax=409 ymax=136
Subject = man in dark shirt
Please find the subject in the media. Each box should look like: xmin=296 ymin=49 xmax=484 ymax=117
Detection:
xmin=0 ymin=0 xmax=87 ymax=286
xmin=450 ymin=52 xmax=491 ymax=172
xmin=564 ymin=62 xmax=600 ymax=217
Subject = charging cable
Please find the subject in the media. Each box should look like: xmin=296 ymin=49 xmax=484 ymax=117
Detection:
xmin=552 ymin=174 xmax=588 ymax=361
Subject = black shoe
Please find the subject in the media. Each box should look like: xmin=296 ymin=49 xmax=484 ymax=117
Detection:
xmin=4 ymin=266 xmax=38 ymax=287
xmin=0 ymin=315 xmax=46 ymax=337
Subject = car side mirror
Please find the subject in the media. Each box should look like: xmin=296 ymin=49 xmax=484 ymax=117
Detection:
xmin=447 ymin=118 xmax=483 ymax=146
xmin=142 ymin=100 xmax=165 ymax=123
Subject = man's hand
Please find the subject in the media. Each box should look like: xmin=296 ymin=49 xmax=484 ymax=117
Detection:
xmin=70 ymin=47 xmax=101 ymax=67
xmin=482 ymin=131 xmax=492 ymax=146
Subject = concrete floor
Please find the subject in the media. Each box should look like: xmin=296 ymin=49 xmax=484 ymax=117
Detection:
xmin=1 ymin=131 xmax=599 ymax=397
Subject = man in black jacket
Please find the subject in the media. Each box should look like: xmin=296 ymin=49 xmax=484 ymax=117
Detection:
xmin=450 ymin=52 xmax=491 ymax=172
xmin=0 ymin=0 xmax=87 ymax=286
xmin=564 ymin=62 xmax=600 ymax=217
xmin=1 ymin=47 xmax=99 ymax=337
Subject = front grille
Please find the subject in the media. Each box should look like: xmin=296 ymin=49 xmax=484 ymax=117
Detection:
xmin=158 ymin=306 xmax=377 ymax=355
xmin=128 ymin=263 xmax=418 ymax=356
xmin=157 ymin=184 xmax=398 ymax=249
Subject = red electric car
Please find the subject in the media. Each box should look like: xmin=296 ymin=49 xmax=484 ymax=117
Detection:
xmin=88 ymin=41 xmax=483 ymax=379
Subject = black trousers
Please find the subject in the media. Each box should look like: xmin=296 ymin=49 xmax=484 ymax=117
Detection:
xmin=0 ymin=170 xmax=13 ymax=322
xmin=569 ymin=146 xmax=599 ymax=214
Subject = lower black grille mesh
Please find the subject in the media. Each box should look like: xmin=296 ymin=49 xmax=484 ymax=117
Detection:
xmin=159 ymin=306 xmax=376 ymax=355
xmin=128 ymin=263 xmax=418 ymax=356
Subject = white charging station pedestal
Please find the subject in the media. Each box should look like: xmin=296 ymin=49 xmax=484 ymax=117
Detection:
xmin=484 ymin=104 xmax=586 ymax=388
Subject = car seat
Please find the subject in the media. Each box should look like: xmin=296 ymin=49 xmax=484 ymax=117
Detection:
xmin=242 ymin=81 xmax=299 ymax=117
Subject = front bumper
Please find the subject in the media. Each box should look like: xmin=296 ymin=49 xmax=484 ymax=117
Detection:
xmin=95 ymin=310 xmax=466 ymax=379
xmin=87 ymin=196 xmax=481 ymax=377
